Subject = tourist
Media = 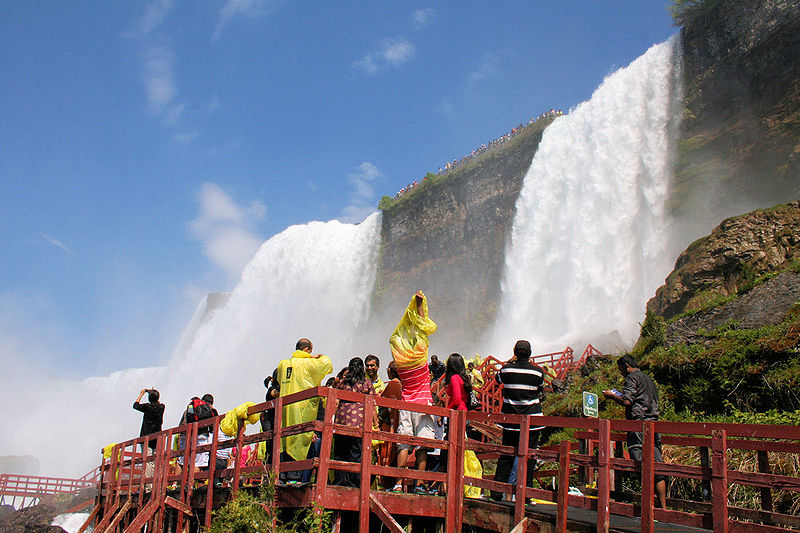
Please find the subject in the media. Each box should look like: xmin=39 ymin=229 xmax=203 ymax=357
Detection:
xmin=378 ymin=361 xmax=403 ymax=489
xmin=133 ymin=388 xmax=164 ymax=451
xmin=332 ymin=357 xmax=375 ymax=486
xmin=445 ymin=353 xmax=471 ymax=412
xmin=603 ymin=355 xmax=667 ymax=508
xmin=490 ymin=340 xmax=544 ymax=501
xmin=429 ymin=354 xmax=446 ymax=382
xmin=365 ymin=354 xmax=385 ymax=394
xmin=276 ymin=338 xmax=333 ymax=483
xmin=467 ymin=361 xmax=484 ymax=389
xmin=390 ymin=291 xmax=438 ymax=493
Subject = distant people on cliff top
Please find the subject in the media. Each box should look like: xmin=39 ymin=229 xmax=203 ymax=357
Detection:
xmin=394 ymin=108 xmax=564 ymax=198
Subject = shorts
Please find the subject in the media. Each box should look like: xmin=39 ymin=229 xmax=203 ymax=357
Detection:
xmin=397 ymin=409 xmax=436 ymax=452
xmin=628 ymin=431 xmax=665 ymax=483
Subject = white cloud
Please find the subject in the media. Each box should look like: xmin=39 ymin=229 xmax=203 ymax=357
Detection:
xmin=215 ymin=0 xmax=280 ymax=41
xmin=144 ymin=44 xmax=177 ymax=109
xmin=412 ymin=8 xmax=435 ymax=29
xmin=466 ymin=50 xmax=504 ymax=87
xmin=137 ymin=0 xmax=173 ymax=37
xmin=339 ymin=162 xmax=383 ymax=223
xmin=353 ymin=39 xmax=415 ymax=75
xmin=40 ymin=233 xmax=71 ymax=253
xmin=189 ymin=183 xmax=266 ymax=280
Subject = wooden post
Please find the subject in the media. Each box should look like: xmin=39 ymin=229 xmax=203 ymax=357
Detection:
xmin=757 ymin=450 xmax=773 ymax=512
xmin=359 ymin=394 xmax=376 ymax=533
xmin=640 ymin=421 xmax=655 ymax=533
xmin=578 ymin=437 xmax=587 ymax=485
xmin=711 ymin=429 xmax=728 ymax=533
xmin=700 ymin=446 xmax=711 ymax=501
xmin=271 ymin=397 xmax=284 ymax=481
xmin=232 ymin=416 xmax=245 ymax=495
xmin=314 ymin=388 xmax=335 ymax=514
xmin=515 ymin=414 xmax=531 ymax=527
xmin=556 ymin=439 xmax=570 ymax=533
xmin=596 ymin=419 xmax=610 ymax=533
xmin=205 ymin=417 xmax=222 ymax=531
xmin=445 ymin=409 xmax=465 ymax=533
xmin=614 ymin=439 xmax=624 ymax=495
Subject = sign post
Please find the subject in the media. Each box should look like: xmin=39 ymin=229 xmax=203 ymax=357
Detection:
xmin=583 ymin=391 xmax=598 ymax=418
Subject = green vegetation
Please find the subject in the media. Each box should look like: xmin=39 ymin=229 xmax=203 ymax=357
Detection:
xmin=668 ymin=0 xmax=720 ymax=26
xmin=210 ymin=473 xmax=333 ymax=533
xmin=377 ymin=116 xmax=554 ymax=212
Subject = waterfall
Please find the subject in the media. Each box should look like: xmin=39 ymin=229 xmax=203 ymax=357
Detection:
xmin=489 ymin=36 xmax=683 ymax=353
xmin=165 ymin=212 xmax=382 ymax=397
xmin=0 ymin=213 xmax=381 ymax=477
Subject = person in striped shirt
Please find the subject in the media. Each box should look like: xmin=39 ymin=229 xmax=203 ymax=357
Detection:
xmin=490 ymin=339 xmax=544 ymax=501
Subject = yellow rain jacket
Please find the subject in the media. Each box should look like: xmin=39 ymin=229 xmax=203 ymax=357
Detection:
xmin=389 ymin=292 xmax=437 ymax=371
xmin=220 ymin=401 xmax=261 ymax=437
xmin=277 ymin=350 xmax=333 ymax=461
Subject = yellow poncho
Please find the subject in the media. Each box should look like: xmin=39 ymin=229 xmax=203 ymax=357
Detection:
xmin=389 ymin=292 xmax=437 ymax=371
xmin=277 ymin=350 xmax=333 ymax=461
xmin=220 ymin=401 xmax=260 ymax=437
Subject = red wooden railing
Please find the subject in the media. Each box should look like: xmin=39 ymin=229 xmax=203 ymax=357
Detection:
xmin=84 ymin=386 xmax=800 ymax=533
xmin=0 ymin=470 xmax=98 ymax=509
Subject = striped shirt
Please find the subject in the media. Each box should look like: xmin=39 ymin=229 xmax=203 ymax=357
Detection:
xmin=397 ymin=363 xmax=433 ymax=405
xmin=496 ymin=359 xmax=544 ymax=431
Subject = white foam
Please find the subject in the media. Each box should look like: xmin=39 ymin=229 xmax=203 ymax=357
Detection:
xmin=489 ymin=36 xmax=683 ymax=353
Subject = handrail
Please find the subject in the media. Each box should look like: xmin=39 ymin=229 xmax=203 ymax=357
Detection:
xmin=90 ymin=386 xmax=800 ymax=533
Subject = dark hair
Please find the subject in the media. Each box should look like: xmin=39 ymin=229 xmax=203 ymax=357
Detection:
xmin=148 ymin=389 xmax=160 ymax=403
xmin=364 ymin=354 xmax=379 ymax=366
xmin=202 ymin=393 xmax=214 ymax=405
xmin=386 ymin=360 xmax=399 ymax=380
xmin=296 ymin=338 xmax=312 ymax=351
xmin=444 ymin=353 xmax=472 ymax=396
xmin=617 ymin=354 xmax=639 ymax=370
xmin=513 ymin=340 xmax=532 ymax=360
xmin=342 ymin=357 xmax=366 ymax=387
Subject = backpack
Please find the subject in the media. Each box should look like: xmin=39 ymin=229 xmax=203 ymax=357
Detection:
xmin=185 ymin=398 xmax=215 ymax=423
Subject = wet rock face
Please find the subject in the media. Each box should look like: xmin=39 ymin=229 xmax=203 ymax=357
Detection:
xmin=647 ymin=201 xmax=800 ymax=320
xmin=665 ymin=270 xmax=800 ymax=346
xmin=376 ymin=123 xmax=548 ymax=346
xmin=674 ymin=0 xmax=800 ymax=231
xmin=0 ymin=504 xmax=64 ymax=533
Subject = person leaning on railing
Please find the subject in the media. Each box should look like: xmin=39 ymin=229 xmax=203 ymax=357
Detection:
xmin=603 ymin=355 xmax=667 ymax=508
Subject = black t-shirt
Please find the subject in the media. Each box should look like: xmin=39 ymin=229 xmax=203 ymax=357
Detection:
xmin=133 ymin=401 xmax=165 ymax=437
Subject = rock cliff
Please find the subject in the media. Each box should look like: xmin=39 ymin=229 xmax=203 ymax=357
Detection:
xmin=672 ymin=0 xmax=800 ymax=233
xmin=373 ymin=119 xmax=551 ymax=347
xmin=648 ymin=201 xmax=800 ymax=320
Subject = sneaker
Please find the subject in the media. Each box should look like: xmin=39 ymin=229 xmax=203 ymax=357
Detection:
xmin=390 ymin=483 xmax=403 ymax=492
xmin=413 ymin=485 xmax=427 ymax=495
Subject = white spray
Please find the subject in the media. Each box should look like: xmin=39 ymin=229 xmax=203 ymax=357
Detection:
xmin=0 ymin=213 xmax=381 ymax=477
xmin=489 ymin=37 xmax=683 ymax=353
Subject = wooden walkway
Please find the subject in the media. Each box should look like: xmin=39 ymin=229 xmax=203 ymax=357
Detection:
xmin=81 ymin=385 xmax=800 ymax=533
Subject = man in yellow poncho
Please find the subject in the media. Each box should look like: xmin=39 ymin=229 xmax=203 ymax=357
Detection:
xmin=389 ymin=291 xmax=437 ymax=493
xmin=277 ymin=337 xmax=333 ymax=483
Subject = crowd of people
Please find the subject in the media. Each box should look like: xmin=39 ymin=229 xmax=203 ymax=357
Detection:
xmin=133 ymin=288 xmax=666 ymax=505
xmin=393 ymin=109 xmax=565 ymax=198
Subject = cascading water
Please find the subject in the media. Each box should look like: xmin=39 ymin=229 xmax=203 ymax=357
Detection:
xmin=489 ymin=36 xmax=683 ymax=353
xmin=2 ymin=38 xmax=686 ymax=479
xmin=0 ymin=213 xmax=381 ymax=477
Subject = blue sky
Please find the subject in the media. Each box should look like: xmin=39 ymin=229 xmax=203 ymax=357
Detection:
xmin=0 ymin=1 xmax=677 ymax=379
